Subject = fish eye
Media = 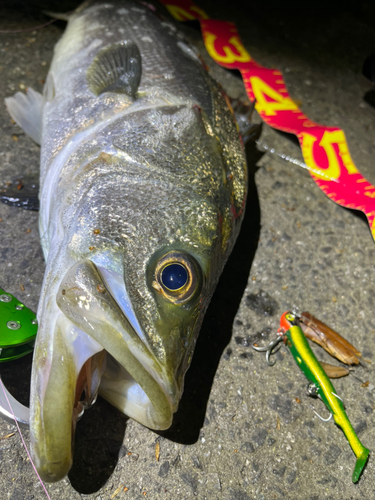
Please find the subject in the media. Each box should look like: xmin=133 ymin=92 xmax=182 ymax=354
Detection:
xmin=152 ymin=252 xmax=202 ymax=303
xmin=161 ymin=263 xmax=188 ymax=291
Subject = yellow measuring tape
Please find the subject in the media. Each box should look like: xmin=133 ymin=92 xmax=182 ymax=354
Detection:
xmin=160 ymin=0 xmax=375 ymax=240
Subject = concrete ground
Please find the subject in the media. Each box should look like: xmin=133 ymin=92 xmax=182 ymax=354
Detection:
xmin=0 ymin=1 xmax=375 ymax=499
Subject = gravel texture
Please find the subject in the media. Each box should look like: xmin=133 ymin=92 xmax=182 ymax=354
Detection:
xmin=1 ymin=1 xmax=375 ymax=499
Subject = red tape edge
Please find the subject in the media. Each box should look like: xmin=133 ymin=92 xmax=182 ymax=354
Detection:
xmin=159 ymin=0 xmax=375 ymax=240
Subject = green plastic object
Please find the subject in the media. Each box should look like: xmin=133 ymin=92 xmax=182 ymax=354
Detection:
xmin=281 ymin=312 xmax=370 ymax=483
xmin=0 ymin=287 xmax=37 ymax=362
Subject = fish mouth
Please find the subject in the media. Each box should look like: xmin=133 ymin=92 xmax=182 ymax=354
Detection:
xmin=30 ymin=260 xmax=173 ymax=482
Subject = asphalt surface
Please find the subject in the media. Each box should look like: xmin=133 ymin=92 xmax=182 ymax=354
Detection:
xmin=0 ymin=1 xmax=375 ymax=499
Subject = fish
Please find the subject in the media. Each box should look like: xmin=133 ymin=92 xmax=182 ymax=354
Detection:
xmin=4 ymin=0 xmax=247 ymax=482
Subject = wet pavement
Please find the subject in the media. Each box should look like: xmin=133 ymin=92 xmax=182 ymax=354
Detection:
xmin=0 ymin=1 xmax=375 ymax=499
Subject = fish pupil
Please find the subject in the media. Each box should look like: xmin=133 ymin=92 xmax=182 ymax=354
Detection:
xmin=161 ymin=264 xmax=188 ymax=291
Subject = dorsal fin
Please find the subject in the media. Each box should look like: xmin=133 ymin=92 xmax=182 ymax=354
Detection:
xmin=87 ymin=41 xmax=142 ymax=97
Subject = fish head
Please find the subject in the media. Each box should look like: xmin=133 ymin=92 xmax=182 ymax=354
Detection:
xmin=30 ymin=158 xmax=233 ymax=481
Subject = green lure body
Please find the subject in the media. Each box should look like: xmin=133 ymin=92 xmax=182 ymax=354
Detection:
xmin=282 ymin=312 xmax=369 ymax=483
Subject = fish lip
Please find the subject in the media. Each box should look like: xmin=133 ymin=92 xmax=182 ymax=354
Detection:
xmin=87 ymin=332 xmax=175 ymax=432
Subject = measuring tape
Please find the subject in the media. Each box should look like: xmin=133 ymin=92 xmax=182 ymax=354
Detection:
xmin=159 ymin=0 xmax=375 ymax=241
xmin=0 ymin=288 xmax=37 ymax=362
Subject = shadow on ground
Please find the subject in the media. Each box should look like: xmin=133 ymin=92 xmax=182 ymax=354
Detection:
xmin=69 ymin=398 xmax=129 ymax=494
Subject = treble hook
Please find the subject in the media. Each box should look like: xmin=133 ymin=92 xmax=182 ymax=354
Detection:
xmin=252 ymin=335 xmax=284 ymax=366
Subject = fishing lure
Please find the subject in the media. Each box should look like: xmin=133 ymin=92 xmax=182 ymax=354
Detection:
xmin=253 ymin=311 xmax=370 ymax=483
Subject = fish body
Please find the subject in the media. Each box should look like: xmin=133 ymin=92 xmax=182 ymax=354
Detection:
xmin=5 ymin=0 xmax=247 ymax=482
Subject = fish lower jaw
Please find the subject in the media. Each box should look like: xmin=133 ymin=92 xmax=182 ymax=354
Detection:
xmin=31 ymin=257 xmax=177 ymax=481
xmin=29 ymin=316 xmax=105 ymax=482
xmin=30 ymin=315 xmax=173 ymax=483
